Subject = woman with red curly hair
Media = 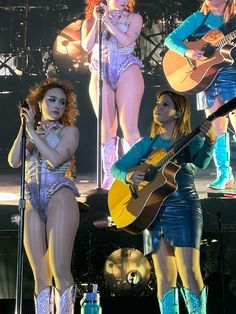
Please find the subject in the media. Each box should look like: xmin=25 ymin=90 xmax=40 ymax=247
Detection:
xmin=82 ymin=0 xmax=144 ymax=189
xmin=8 ymin=78 xmax=80 ymax=313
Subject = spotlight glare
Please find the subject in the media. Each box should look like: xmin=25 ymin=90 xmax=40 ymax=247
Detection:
xmin=0 ymin=192 xmax=19 ymax=201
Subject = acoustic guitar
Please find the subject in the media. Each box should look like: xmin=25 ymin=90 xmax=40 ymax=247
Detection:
xmin=108 ymin=97 xmax=236 ymax=234
xmin=162 ymin=29 xmax=236 ymax=94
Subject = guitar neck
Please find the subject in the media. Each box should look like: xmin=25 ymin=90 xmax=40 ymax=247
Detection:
xmin=157 ymin=128 xmax=200 ymax=168
xmin=156 ymin=96 xmax=236 ymax=168
xmin=214 ymin=30 xmax=236 ymax=48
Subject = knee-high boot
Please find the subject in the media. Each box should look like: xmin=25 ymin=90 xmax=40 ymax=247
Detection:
xmin=102 ymin=137 xmax=119 ymax=190
xmin=120 ymin=138 xmax=131 ymax=156
xmin=208 ymin=133 xmax=234 ymax=189
xmin=34 ymin=286 xmax=54 ymax=314
xmin=120 ymin=137 xmax=142 ymax=156
xmin=59 ymin=285 xmax=77 ymax=314
xmin=52 ymin=287 xmax=60 ymax=314
xmin=180 ymin=286 xmax=208 ymax=314
xmin=158 ymin=287 xmax=179 ymax=314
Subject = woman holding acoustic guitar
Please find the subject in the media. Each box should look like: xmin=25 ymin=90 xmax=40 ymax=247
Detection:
xmin=111 ymin=90 xmax=216 ymax=313
xmin=164 ymin=0 xmax=236 ymax=190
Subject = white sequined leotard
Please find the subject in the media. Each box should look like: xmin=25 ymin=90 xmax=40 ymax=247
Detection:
xmin=25 ymin=121 xmax=79 ymax=221
xmin=89 ymin=11 xmax=143 ymax=90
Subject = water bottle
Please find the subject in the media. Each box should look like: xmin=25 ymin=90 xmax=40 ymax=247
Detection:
xmin=80 ymin=284 xmax=102 ymax=314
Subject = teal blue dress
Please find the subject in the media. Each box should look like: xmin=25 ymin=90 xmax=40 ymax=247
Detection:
xmin=164 ymin=11 xmax=236 ymax=110
xmin=111 ymin=135 xmax=214 ymax=255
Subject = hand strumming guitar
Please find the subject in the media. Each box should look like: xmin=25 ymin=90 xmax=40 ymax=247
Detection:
xmin=126 ymin=169 xmax=145 ymax=185
xmin=184 ymin=49 xmax=204 ymax=60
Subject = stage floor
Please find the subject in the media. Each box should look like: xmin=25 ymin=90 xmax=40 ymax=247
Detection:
xmin=1 ymin=163 xmax=236 ymax=206
xmin=1 ymin=164 xmax=236 ymax=313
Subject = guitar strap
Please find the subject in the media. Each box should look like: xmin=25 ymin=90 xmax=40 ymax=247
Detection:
xmin=199 ymin=11 xmax=211 ymax=27
xmin=188 ymin=11 xmax=211 ymax=41
xmin=140 ymin=135 xmax=160 ymax=163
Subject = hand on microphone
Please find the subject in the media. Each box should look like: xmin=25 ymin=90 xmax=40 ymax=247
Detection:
xmin=19 ymin=101 xmax=35 ymax=133
xmin=18 ymin=99 xmax=29 ymax=110
xmin=93 ymin=3 xmax=108 ymax=20
xmin=96 ymin=6 xmax=105 ymax=15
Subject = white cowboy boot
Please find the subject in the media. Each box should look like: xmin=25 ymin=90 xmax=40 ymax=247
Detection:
xmin=59 ymin=285 xmax=77 ymax=314
xmin=34 ymin=286 xmax=54 ymax=314
xmin=52 ymin=286 xmax=60 ymax=314
xmin=102 ymin=137 xmax=119 ymax=189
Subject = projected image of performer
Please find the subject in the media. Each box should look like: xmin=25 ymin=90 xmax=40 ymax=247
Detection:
xmin=81 ymin=0 xmax=144 ymax=189
xmin=111 ymin=90 xmax=216 ymax=313
xmin=164 ymin=0 xmax=236 ymax=190
xmin=8 ymin=78 xmax=80 ymax=313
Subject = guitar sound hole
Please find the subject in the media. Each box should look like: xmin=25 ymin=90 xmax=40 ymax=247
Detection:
xmin=202 ymin=43 xmax=215 ymax=58
xmin=144 ymin=166 xmax=158 ymax=182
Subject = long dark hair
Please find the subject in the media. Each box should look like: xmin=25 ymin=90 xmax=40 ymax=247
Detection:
xmin=150 ymin=90 xmax=191 ymax=140
xmin=201 ymin=0 xmax=236 ymax=22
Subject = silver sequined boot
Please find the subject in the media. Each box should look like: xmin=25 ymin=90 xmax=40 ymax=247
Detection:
xmin=53 ymin=286 xmax=60 ymax=314
xmin=34 ymin=286 xmax=54 ymax=314
xmin=59 ymin=285 xmax=77 ymax=314
xmin=120 ymin=138 xmax=131 ymax=155
xmin=102 ymin=137 xmax=119 ymax=190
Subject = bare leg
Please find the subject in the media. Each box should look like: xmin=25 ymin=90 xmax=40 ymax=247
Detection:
xmin=46 ymin=188 xmax=80 ymax=293
xmin=175 ymin=247 xmax=207 ymax=313
xmin=89 ymin=71 xmax=120 ymax=188
xmin=24 ymin=200 xmax=51 ymax=295
xmin=205 ymin=96 xmax=228 ymax=136
xmin=116 ymin=65 xmax=144 ymax=145
xmin=89 ymin=70 xmax=118 ymax=143
xmin=175 ymin=247 xmax=204 ymax=295
xmin=151 ymin=238 xmax=178 ymax=299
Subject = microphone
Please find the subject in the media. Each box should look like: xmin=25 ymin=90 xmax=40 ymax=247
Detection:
xmin=96 ymin=6 xmax=105 ymax=15
xmin=18 ymin=99 xmax=29 ymax=131
xmin=18 ymin=99 xmax=29 ymax=110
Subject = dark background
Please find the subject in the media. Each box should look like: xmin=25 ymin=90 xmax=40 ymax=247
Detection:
xmin=0 ymin=0 xmax=202 ymax=176
xmin=1 ymin=1 xmax=236 ymax=313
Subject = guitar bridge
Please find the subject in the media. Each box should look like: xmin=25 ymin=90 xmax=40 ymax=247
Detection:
xmin=129 ymin=184 xmax=138 ymax=199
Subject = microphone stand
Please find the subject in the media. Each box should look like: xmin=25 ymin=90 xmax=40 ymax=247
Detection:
xmin=15 ymin=119 xmax=27 ymax=314
xmin=96 ymin=12 xmax=103 ymax=188
xmin=217 ymin=212 xmax=226 ymax=314
xmin=84 ymin=10 xmax=109 ymax=241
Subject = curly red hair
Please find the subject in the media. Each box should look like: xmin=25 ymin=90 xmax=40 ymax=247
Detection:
xmin=26 ymin=77 xmax=79 ymax=128
xmin=26 ymin=77 xmax=79 ymax=177
xmin=85 ymin=0 xmax=135 ymax=19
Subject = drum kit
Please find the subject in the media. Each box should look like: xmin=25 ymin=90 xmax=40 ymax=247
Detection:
xmin=73 ymin=215 xmax=157 ymax=298
xmin=0 ymin=1 xmax=184 ymax=83
xmin=0 ymin=4 xmax=88 ymax=78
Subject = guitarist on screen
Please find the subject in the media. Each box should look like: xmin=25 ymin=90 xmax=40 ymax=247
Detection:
xmin=164 ymin=0 xmax=236 ymax=190
xmin=111 ymin=90 xmax=216 ymax=314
